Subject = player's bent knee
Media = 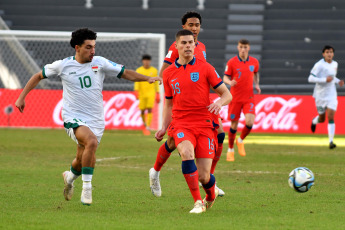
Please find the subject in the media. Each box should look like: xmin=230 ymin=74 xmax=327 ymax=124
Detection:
xmin=199 ymin=173 xmax=211 ymax=184
xmin=86 ymin=137 xmax=98 ymax=151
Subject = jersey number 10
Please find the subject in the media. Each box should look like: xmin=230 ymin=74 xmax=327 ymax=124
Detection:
xmin=79 ymin=76 xmax=92 ymax=88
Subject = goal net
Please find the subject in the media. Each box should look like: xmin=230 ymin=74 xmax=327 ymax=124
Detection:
xmin=0 ymin=30 xmax=165 ymax=130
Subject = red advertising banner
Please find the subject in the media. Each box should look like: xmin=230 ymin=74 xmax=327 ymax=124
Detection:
xmin=1 ymin=89 xmax=344 ymax=134
xmin=0 ymin=89 xmax=158 ymax=130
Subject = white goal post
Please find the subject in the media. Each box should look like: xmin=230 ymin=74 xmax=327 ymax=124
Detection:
xmin=0 ymin=30 xmax=166 ymax=129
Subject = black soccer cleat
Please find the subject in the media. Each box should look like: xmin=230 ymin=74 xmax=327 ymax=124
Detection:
xmin=311 ymin=122 xmax=316 ymax=133
xmin=329 ymin=142 xmax=337 ymax=149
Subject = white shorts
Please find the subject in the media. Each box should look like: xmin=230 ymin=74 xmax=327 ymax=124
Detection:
xmin=64 ymin=118 xmax=104 ymax=144
xmin=315 ymin=98 xmax=338 ymax=114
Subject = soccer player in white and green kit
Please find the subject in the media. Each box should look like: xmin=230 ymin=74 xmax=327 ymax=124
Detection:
xmin=15 ymin=28 xmax=162 ymax=205
xmin=308 ymin=45 xmax=344 ymax=149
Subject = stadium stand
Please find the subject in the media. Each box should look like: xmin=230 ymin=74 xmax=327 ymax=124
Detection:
xmin=0 ymin=0 xmax=344 ymax=94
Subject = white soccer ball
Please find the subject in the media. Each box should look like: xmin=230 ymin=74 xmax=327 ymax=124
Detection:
xmin=288 ymin=167 xmax=314 ymax=193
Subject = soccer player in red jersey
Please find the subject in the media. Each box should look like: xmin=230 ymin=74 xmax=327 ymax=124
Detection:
xmin=156 ymin=29 xmax=231 ymax=213
xmin=149 ymin=11 xmax=226 ymax=198
xmin=223 ymin=39 xmax=260 ymax=162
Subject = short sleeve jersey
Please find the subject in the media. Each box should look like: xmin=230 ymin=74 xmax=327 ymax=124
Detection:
xmin=224 ymin=55 xmax=259 ymax=102
xmin=310 ymin=58 xmax=338 ymax=100
xmin=134 ymin=66 xmax=159 ymax=97
xmin=43 ymin=56 xmax=125 ymax=129
xmin=163 ymin=57 xmax=223 ymax=128
xmin=164 ymin=41 xmax=207 ymax=64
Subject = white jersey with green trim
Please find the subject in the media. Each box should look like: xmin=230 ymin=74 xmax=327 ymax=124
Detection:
xmin=43 ymin=56 xmax=125 ymax=130
xmin=309 ymin=58 xmax=338 ymax=100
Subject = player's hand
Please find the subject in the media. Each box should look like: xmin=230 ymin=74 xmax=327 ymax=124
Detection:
xmin=339 ymin=80 xmax=344 ymax=87
xmin=155 ymin=129 xmax=166 ymax=142
xmin=326 ymin=76 xmax=334 ymax=82
xmin=148 ymin=77 xmax=163 ymax=85
xmin=155 ymin=93 xmax=160 ymax=103
xmin=15 ymin=98 xmax=25 ymax=113
xmin=207 ymin=102 xmax=222 ymax=115
xmin=255 ymin=84 xmax=261 ymax=94
xmin=229 ymin=80 xmax=237 ymax=87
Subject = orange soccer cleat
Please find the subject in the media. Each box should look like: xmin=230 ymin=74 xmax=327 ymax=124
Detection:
xmin=236 ymin=138 xmax=246 ymax=156
xmin=226 ymin=150 xmax=234 ymax=162
xmin=143 ymin=128 xmax=151 ymax=136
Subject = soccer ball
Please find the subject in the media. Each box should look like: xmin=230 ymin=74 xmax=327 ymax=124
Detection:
xmin=288 ymin=167 xmax=314 ymax=193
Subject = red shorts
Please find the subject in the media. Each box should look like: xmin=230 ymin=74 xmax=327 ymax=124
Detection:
xmin=228 ymin=99 xmax=256 ymax=121
xmin=168 ymin=124 xmax=215 ymax=159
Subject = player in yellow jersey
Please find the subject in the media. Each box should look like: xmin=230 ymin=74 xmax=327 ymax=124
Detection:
xmin=134 ymin=54 xmax=160 ymax=135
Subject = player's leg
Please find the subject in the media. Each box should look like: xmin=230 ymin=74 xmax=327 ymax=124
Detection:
xmin=311 ymin=100 xmax=326 ymax=133
xmin=227 ymin=102 xmax=241 ymax=161
xmin=210 ymin=118 xmax=225 ymax=196
xmin=236 ymin=102 xmax=256 ymax=156
xmin=74 ymin=126 xmax=98 ymax=205
xmin=63 ymin=144 xmax=83 ymax=201
xmin=149 ymin=135 xmax=176 ymax=197
xmin=211 ymin=118 xmax=224 ymax=174
xmin=195 ymin=131 xmax=218 ymax=209
xmin=146 ymin=93 xmax=155 ymax=131
xmin=326 ymin=108 xmax=336 ymax=149
xmin=175 ymin=131 xmax=204 ymax=213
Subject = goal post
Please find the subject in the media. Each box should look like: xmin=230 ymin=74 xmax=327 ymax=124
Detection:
xmin=0 ymin=30 xmax=165 ymax=130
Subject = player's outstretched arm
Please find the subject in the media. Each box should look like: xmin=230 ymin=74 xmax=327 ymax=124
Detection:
xmin=155 ymin=99 xmax=173 ymax=142
xmin=122 ymin=69 xmax=162 ymax=84
xmin=254 ymin=72 xmax=261 ymax=94
xmin=15 ymin=71 xmax=44 ymax=113
xmin=207 ymin=83 xmax=232 ymax=115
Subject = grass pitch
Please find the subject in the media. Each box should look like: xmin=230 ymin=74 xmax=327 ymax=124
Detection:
xmin=1 ymin=129 xmax=345 ymax=229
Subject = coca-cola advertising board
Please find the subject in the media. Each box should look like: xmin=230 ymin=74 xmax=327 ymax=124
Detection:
xmin=1 ymin=89 xmax=344 ymax=134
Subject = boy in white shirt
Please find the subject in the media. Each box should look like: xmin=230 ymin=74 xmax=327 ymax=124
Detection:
xmin=308 ymin=45 xmax=344 ymax=149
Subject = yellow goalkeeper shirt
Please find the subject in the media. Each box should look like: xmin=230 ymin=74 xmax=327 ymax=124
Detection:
xmin=134 ymin=66 xmax=159 ymax=97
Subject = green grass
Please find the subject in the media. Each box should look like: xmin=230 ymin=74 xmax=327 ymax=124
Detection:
xmin=1 ymin=129 xmax=345 ymax=229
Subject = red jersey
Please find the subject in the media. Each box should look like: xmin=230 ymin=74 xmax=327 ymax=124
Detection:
xmin=224 ymin=55 xmax=259 ymax=102
xmin=163 ymin=57 xmax=223 ymax=128
xmin=164 ymin=41 xmax=207 ymax=64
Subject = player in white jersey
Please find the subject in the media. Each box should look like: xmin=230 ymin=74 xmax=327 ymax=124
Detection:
xmin=15 ymin=28 xmax=162 ymax=205
xmin=308 ymin=45 xmax=344 ymax=149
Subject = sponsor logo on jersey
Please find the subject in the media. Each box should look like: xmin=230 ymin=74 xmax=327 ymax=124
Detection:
xmin=249 ymin=65 xmax=255 ymax=72
xmin=171 ymin=78 xmax=178 ymax=82
xmin=69 ymin=72 xmax=76 ymax=75
xmin=177 ymin=132 xmax=184 ymax=138
xmin=190 ymin=72 xmax=199 ymax=82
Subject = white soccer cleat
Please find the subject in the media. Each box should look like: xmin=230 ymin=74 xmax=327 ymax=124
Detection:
xmin=81 ymin=187 xmax=92 ymax=206
xmin=203 ymin=187 xmax=219 ymax=210
xmin=62 ymin=171 xmax=74 ymax=201
xmin=149 ymin=168 xmax=162 ymax=197
xmin=189 ymin=200 xmax=206 ymax=214
xmin=216 ymin=184 xmax=225 ymax=197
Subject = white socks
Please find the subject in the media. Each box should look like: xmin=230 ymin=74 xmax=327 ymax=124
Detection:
xmin=328 ymin=123 xmax=335 ymax=143
xmin=237 ymin=137 xmax=243 ymax=143
xmin=67 ymin=171 xmax=79 ymax=184
xmin=82 ymin=174 xmax=93 ymax=189
xmin=227 ymin=148 xmax=234 ymax=152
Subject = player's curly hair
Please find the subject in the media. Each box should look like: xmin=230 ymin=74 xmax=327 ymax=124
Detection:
xmin=322 ymin=45 xmax=335 ymax=53
xmin=70 ymin=28 xmax=97 ymax=49
xmin=181 ymin=11 xmax=202 ymax=25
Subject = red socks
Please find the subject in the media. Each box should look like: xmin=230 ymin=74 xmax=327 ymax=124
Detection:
xmin=228 ymin=128 xmax=237 ymax=148
xmin=202 ymin=174 xmax=216 ymax=201
xmin=240 ymin=125 xmax=253 ymax=140
xmin=153 ymin=141 xmax=172 ymax=172
xmin=182 ymin=160 xmax=202 ymax=202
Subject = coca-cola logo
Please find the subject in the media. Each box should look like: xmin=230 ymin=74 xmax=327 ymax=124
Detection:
xmin=214 ymin=96 xmax=302 ymax=131
xmin=53 ymin=93 xmax=143 ymax=128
